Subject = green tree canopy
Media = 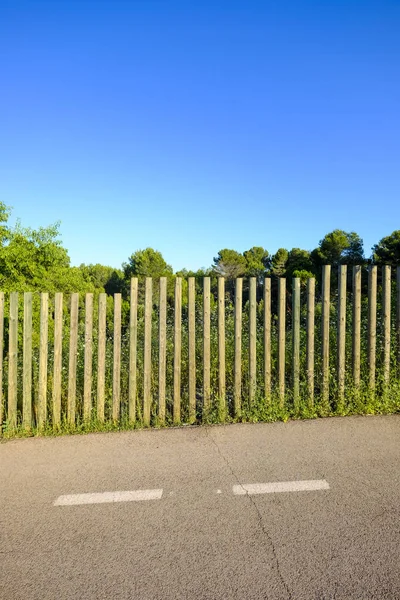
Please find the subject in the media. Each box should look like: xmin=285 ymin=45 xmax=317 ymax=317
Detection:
xmin=213 ymin=249 xmax=246 ymax=279
xmin=292 ymin=269 xmax=315 ymax=282
xmin=243 ymin=246 xmax=269 ymax=281
xmin=270 ymin=248 xmax=289 ymax=277
xmin=372 ymin=230 xmax=400 ymax=265
xmin=286 ymin=248 xmax=314 ymax=280
xmin=0 ymin=206 xmax=93 ymax=293
xmin=0 ymin=202 xmax=11 ymax=245
xmin=79 ymin=263 xmax=125 ymax=295
xmin=311 ymin=229 xmax=365 ymax=268
xmin=124 ymin=248 xmax=173 ymax=279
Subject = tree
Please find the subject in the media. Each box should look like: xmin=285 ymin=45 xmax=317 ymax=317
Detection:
xmin=44 ymin=265 xmax=96 ymax=294
xmin=124 ymin=248 xmax=173 ymax=279
xmin=0 ymin=214 xmax=94 ymax=293
xmin=285 ymin=248 xmax=314 ymax=280
xmin=0 ymin=203 xmax=97 ymax=349
xmin=123 ymin=248 xmax=174 ymax=305
xmin=243 ymin=246 xmax=269 ymax=282
xmin=342 ymin=232 xmax=365 ymax=264
xmin=213 ymin=249 xmax=246 ymax=279
xmin=80 ymin=263 xmax=125 ymax=295
xmin=312 ymin=230 xmax=365 ymax=268
xmin=270 ymin=248 xmax=289 ymax=277
xmin=0 ymin=202 xmax=11 ymax=245
xmin=292 ymin=269 xmax=314 ymax=282
xmin=372 ymin=231 xmax=400 ymax=265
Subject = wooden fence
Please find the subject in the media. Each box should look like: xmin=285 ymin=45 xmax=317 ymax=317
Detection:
xmin=1 ymin=265 xmax=400 ymax=433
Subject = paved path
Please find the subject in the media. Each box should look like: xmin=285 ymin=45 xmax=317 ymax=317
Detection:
xmin=1 ymin=415 xmax=399 ymax=599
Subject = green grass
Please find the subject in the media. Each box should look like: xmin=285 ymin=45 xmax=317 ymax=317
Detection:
xmin=2 ymin=378 xmax=399 ymax=440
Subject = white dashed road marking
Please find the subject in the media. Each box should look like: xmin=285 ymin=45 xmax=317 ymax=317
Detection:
xmin=54 ymin=480 xmax=330 ymax=506
xmin=232 ymin=480 xmax=330 ymax=495
xmin=54 ymin=489 xmax=163 ymax=506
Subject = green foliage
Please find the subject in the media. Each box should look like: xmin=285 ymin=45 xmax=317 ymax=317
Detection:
xmin=243 ymin=246 xmax=269 ymax=278
xmin=286 ymin=248 xmax=314 ymax=279
xmin=213 ymin=249 xmax=246 ymax=279
xmin=123 ymin=248 xmax=175 ymax=304
xmin=372 ymin=230 xmax=400 ymax=265
xmin=0 ymin=210 xmax=93 ymax=294
xmin=342 ymin=232 xmax=365 ymax=264
xmin=124 ymin=248 xmax=173 ymax=279
xmin=292 ymin=269 xmax=314 ymax=283
xmin=312 ymin=229 xmax=365 ymax=268
xmin=0 ymin=202 xmax=12 ymax=245
xmin=79 ymin=264 xmax=126 ymax=296
xmin=270 ymin=248 xmax=289 ymax=276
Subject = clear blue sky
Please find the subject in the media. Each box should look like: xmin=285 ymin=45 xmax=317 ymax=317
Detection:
xmin=1 ymin=0 xmax=399 ymax=271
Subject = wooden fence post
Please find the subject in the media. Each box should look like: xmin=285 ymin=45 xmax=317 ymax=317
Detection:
xmin=97 ymin=293 xmax=106 ymax=423
xmin=112 ymin=294 xmax=122 ymax=422
xmin=52 ymin=293 xmax=63 ymax=428
xmin=67 ymin=293 xmax=79 ymax=427
xmin=218 ymin=277 xmax=226 ymax=418
xmin=188 ymin=277 xmax=196 ymax=424
xmin=367 ymin=266 xmax=377 ymax=390
xmin=278 ymin=278 xmax=286 ymax=406
xmin=292 ymin=278 xmax=300 ymax=410
xmin=337 ymin=266 xmax=347 ymax=408
xmin=158 ymin=277 xmax=166 ymax=425
xmin=0 ymin=293 xmax=4 ymax=435
xmin=203 ymin=277 xmax=211 ymax=418
xmin=143 ymin=278 xmax=152 ymax=426
xmin=234 ymin=278 xmax=243 ymax=417
xmin=264 ymin=278 xmax=271 ymax=401
xmin=129 ymin=278 xmax=138 ymax=423
xmin=249 ymin=277 xmax=257 ymax=406
xmin=383 ymin=265 xmax=391 ymax=386
xmin=38 ymin=293 xmax=49 ymax=429
xmin=83 ymin=293 xmax=93 ymax=421
xmin=23 ymin=292 xmax=33 ymax=429
xmin=306 ymin=278 xmax=315 ymax=407
xmin=397 ymin=266 xmax=400 ymax=375
xmin=8 ymin=293 xmax=18 ymax=429
xmin=173 ymin=277 xmax=182 ymax=424
xmin=321 ymin=265 xmax=331 ymax=409
xmin=352 ymin=266 xmax=361 ymax=389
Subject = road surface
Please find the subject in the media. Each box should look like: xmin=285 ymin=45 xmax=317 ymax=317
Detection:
xmin=1 ymin=415 xmax=399 ymax=599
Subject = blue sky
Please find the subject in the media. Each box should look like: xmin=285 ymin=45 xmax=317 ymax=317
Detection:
xmin=1 ymin=0 xmax=399 ymax=271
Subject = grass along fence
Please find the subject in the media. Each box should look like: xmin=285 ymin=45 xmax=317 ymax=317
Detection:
xmin=1 ymin=265 xmax=400 ymax=437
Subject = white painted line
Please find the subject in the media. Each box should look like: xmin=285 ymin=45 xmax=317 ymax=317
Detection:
xmin=54 ymin=489 xmax=163 ymax=506
xmin=233 ymin=480 xmax=330 ymax=496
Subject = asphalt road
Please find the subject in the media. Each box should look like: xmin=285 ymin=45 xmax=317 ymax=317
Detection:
xmin=1 ymin=415 xmax=400 ymax=600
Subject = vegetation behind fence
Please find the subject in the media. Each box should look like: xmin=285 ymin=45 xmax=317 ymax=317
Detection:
xmin=1 ymin=265 xmax=400 ymax=437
